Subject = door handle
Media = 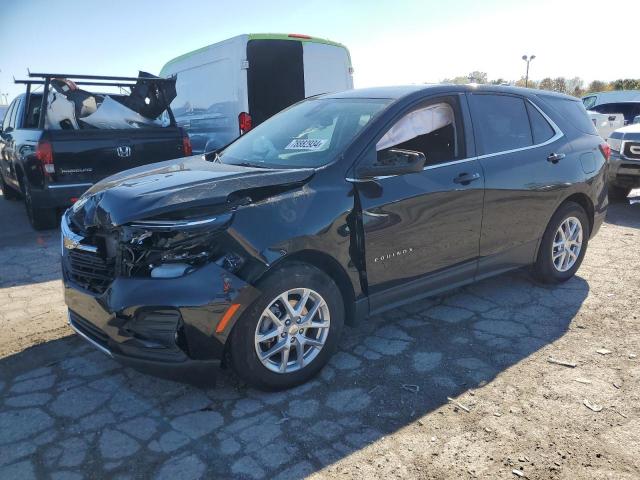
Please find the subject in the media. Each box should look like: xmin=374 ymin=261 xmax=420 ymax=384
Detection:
xmin=453 ymin=172 xmax=481 ymax=185
xmin=547 ymin=152 xmax=565 ymax=164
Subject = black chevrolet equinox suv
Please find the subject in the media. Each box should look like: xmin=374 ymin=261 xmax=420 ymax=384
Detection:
xmin=62 ymin=85 xmax=608 ymax=389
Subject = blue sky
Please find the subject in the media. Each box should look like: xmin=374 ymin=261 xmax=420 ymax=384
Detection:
xmin=1 ymin=0 xmax=638 ymax=102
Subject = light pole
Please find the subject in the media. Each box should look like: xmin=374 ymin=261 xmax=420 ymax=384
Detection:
xmin=522 ymin=54 xmax=536 ymax=88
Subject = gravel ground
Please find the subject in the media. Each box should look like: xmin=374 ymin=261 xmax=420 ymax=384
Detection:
xmin=0 ymin=191 xmax=639 ymax=480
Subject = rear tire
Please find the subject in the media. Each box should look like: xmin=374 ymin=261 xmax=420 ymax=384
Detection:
xmin=24 ymin=182 xmax=57 ymax=230
xmin=0 ymin=175 xmax=20 ymax=201
xmin=230 ymin=263 xmax=344 ymax=390
xmin=532 ymin=201 xmax=589 ymax=284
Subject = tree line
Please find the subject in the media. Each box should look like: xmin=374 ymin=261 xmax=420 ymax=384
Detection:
xmin=440 ymin=71 xmax=640 ymax=97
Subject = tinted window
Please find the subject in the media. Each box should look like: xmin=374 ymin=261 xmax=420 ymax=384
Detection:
xmin=9 ymin=98 xmax=21 ymax=128
xmin=526 ymin=102 xmax=555 ymax=144
xmin=2 ymin=100 xmax=16 ymax=131
xmin=23 ymin=95 xmax=42 ymax=128
xmin=468 ymin=94 xmax=532 ymax=155
xmin=542 ymin=96 xmax=598 ymax=135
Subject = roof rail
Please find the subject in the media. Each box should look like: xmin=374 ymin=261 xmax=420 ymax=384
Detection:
xmin=13 ymin=69 xmax=175 ymax=87
xmin=26 ymin=70 xmax=175 ymax=83
xmin=14 ymin=79 xmax=148 ymax=88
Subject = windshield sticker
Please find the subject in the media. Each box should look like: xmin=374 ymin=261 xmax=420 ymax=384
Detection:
xmin=285 ymin=138 xmax=327 ymax=150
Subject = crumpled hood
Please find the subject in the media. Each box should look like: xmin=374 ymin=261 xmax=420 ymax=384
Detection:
xmin=71 ymin=156 xmax=314 ymax=228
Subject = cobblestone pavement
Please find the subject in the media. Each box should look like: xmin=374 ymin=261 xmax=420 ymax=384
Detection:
xmin=1 ymin=192 xmax=639 ymax=479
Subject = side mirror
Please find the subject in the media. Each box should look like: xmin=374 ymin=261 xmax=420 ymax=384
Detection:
xmin=356 ymin=148 xmax=426 ymax=179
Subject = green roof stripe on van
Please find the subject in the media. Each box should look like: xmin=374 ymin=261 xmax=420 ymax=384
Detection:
xmin=247 ymin=33 xmax=347 ymax=49
xmin=160 ymin=33 xmax=351 ymax=76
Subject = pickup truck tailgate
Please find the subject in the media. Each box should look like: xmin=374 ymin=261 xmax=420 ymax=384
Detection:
xmin=48 ymin=128 xmax=185 ymax=185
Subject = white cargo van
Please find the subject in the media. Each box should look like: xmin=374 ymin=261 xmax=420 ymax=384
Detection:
xmin=160 ymin=33 xmax=354 ymax=153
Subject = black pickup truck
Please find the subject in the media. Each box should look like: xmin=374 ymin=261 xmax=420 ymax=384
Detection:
xmin=0 ymin=72 xmax=191 ymax=229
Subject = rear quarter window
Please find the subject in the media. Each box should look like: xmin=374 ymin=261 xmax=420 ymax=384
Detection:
xmin=542 ymin=96 xmax=598 ymax=135
xmin=526 ymin=102 xmax=555 ymax=144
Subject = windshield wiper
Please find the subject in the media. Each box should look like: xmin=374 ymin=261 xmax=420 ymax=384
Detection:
xmin=232 ymin=161 xmax=269 ymax=169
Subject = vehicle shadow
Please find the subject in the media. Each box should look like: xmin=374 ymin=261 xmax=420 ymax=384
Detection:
xmin=604 ymin=199 xmax=640 ymax=229
xmin=0 ymin=269 xmax=589 ymax=479
xmin=0 ymin=192 xmax=62 ymax=288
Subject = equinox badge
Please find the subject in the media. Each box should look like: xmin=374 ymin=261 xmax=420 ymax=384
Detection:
xmin=374 ymin=247 xmax=414 ymax=263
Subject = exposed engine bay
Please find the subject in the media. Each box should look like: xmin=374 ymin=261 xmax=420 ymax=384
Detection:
xmin=46 ymin=71 xmax=177 ymax=130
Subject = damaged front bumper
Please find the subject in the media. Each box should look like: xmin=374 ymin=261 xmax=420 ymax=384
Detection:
xmin=63 ymin=258 xmax=259 ymax=383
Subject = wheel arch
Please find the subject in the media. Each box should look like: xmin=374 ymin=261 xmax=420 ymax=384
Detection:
xmin=266 ymin=249 xmax=357 ymax=326
xmin=562 ymin=192 xmax=594 ymax=236
xmin=534 ymin=192 xmax=595 ymax=260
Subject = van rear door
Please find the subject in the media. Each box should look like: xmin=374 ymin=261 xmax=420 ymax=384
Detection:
xmin=246 ymin=39 xmax=305 ymax=127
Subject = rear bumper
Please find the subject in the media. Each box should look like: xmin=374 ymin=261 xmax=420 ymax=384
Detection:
xmin=63 ymin=259 xmax=260 ymax=382
xmin=30 ymin=183 xmax=93 ymax=208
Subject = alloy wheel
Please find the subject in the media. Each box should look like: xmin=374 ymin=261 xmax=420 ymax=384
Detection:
xmin=254 ymin=288 xmax=330 ymax=374
xmin=552 ymin=216 xmax=583 ymax=272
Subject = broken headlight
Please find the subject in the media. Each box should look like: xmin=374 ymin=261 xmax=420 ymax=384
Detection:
xmin=120 ymin=213 xmax=238 ymax=278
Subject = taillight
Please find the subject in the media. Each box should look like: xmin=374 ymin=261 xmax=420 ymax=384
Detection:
xmin=36 ymin=139 xmax=54 ymax=175
xmin=599 ymin=142 xmax=611 ymax=161
xmin=288 ymin=33 xmax=312 ymax=39
xmin=182 ymin=133 xmax=192 ymax=156
xmin=238 ymin=112 xmax=252 ymax=135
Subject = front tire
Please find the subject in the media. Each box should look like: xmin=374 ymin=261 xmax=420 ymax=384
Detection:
xmin=533 ymin=201 xmax=589 ymax=284
xmin=230 ymin=263 xmax=344 ymax=390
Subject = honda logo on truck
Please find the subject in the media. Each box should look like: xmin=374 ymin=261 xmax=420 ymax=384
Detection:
xmin=116 ymin=146 xmax=132 ymax=158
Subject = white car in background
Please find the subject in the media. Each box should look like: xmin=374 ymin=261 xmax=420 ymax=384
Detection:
xmin=160 ymin=33 xmax=354 ymax=154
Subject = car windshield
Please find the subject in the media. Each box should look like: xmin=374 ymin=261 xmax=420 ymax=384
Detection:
xmin=219 ymin=98 xmax=391 ymax=168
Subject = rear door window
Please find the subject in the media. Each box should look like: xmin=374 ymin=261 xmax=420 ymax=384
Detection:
xmin=526 ymin=102 xmax=555 ymax=144
xmin=23 ymin=95 xmax=42 ymax=128
xmin=468 ymin=94 xmax=532 ymax=155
